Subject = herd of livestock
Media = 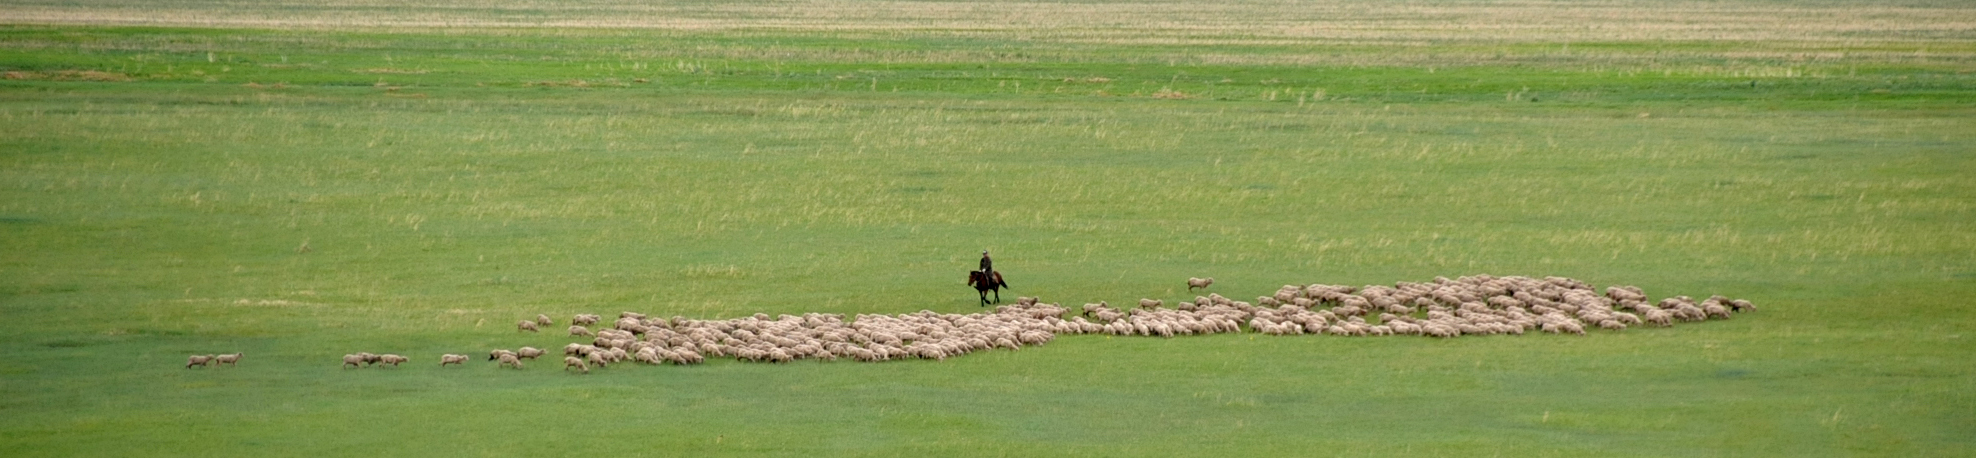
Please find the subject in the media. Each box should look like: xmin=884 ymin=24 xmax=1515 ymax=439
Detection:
xmin=186 ymin=274 xmax=1755 ymax=372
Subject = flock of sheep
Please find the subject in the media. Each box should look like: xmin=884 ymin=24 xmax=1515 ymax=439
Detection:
xmin=186 ymin=274 xmax=1755 ymax=372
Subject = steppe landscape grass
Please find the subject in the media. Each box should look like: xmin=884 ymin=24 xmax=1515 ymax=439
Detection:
xmin=1 ymin=0 xmax=1973 ymax=456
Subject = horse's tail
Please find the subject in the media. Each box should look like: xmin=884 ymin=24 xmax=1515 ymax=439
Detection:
xmin=993 ymin=272 xmax=1009 ymax=288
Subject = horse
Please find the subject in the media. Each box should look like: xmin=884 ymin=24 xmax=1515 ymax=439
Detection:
xmin=967 ymin=270 xmax=1009 ymax=306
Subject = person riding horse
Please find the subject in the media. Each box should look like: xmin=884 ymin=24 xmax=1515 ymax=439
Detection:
xmin=968 ymin=250 xmax=1008 ymax=306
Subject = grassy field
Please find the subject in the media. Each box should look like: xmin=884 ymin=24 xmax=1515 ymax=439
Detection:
xmin=2 ymin=0 xmax=1974 ymax=456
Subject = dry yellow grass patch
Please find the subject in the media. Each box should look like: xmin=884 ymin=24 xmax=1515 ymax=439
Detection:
xmin=4 ymin=70 xmax=133 ymax=82
xmin=0 ymin=0 xmax=1969 ymax=47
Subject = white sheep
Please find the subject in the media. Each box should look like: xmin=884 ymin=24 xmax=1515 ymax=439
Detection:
xmin=1187 ymin=277 xmax=1213 ymax=291
xmin=564 ymin=356 xmax=589 ymax=373
xmin=214 ymin=353 xmax=242 ymax=367
xmin=516 ymin=347 xmax=545 ymax=360
xmin=377 ymin=354 xmax=408 ymax=367
xmin=1138 ymin=298 xmax=1162 ymax=309
xmin=1729 ymin=299 xmax=1756 ymax=312
xmin=488 ymin=349 xmax=517 ymax=361
xmin=517 ymin=320 xmax=539 ymax=332
xmin=536 ymin=314 xmax=554 ymax=326
xmin=569 ymin=325 xmax=593 ymax=337
xmin=186 ymin=354 xmax=216 ymax=368
xmin=440 ymin=354 xmax=468 ymax=366
xmin=497 ymin=353 xmax=524 ymax=369
xmin=1703 ymin=303 xmax=1732 ymax=319
xmin=341 ymin=354 xmax=366 ymax=369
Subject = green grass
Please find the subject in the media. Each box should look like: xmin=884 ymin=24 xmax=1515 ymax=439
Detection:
xmin=2 ymin=2 xmax=1974 ymax=456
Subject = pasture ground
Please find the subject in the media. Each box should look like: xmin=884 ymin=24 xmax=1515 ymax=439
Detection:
xmin=2 ymin=1 xmax=1973 ymax=456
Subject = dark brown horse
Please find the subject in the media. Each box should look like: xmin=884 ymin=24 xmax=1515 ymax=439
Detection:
xmin=967 ymin=270 xmax=1009 ymax=306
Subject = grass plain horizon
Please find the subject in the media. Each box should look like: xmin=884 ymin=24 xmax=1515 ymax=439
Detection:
xmin=1 ymin=0 xmax=1973 ymax=456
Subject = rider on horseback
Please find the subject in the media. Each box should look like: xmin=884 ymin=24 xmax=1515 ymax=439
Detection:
xmin=968 ymin=250 xmax=1008 ymax=306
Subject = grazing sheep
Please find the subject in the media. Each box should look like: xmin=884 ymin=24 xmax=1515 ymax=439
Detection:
xmin=341 ymin=354 xmax=366 ymax=368
xmin=497 ymin=353 xmax=523 ymax=369
xmin=186 ymin=354 xmax=216 ymax=368
xmin=1137 ymin=298 xmax=1163 ymax=310
xmin=1729 ymin=299 xmax=1756 ymax=312
xmin=440 ymin=354 xmax=468 ymax=366
xmin=563 ymin=343 xmax=584 ymax=356
xmin=1702 ymin=303 xmax=1732 ymax=319
xmin=536 ymin=314 xmax=554 ymax=326
xmin=1187 ymin=277 xmax=1213 ymax=291
xmin=568 ymin=325 xmax=593 ymax=337
xmin=516 ymin=347 xmax=545 ymax=360
xmin=377 ymin=354 xmax=408 ymax=367
xmin=488 ymin=349 xmax=517 ymax=361
xmin=517 ymin=320 xmax=539 ymax=332
xmin=214 ymin=353 xmax=242 ymax=367
xmin=564 ymin=356 xmax=589 ymax=373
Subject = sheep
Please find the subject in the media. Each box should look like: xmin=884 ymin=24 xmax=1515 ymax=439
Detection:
xmin=214 ymin=353 xmax=242 ymax=367
xmin=635 ymin=348 xmax=662 ymax=365
xmin=359 ymin=352 xmax=382 ymax=366
xmin=1702 ymin=303 xmax=1732 ymax=320
xmin=536 ymin=314 xmax=554 ymax=326
xmin=563 ymin=343 xmax=584 ymax=356
xmin=516 ymin=347 xmax=545 ymax=360
xmin=572 ymin=314 xmax=601 ymax=326
xmin=568 ymin=325 xmax=593 ymax=337
xmin=341 ymin=354 xmax=366 ymax=368
xmin=488 ymin=349 xmax=517 ymax=361
xmin=1729 ymin=299 xmax=1756 ymax=312
xmin=186 ymin=354 xmax=216 ymax=369
xmin=1187 ymin=277 xmax=1213 ymax=291
xmin=497 ymin=353 xmax=524 ymax=369
xmin=440 ymin=354 xmax=468 ymax=366
xmin=564 ymin=356 xmax=589 ymax=373
xmin=1137 ymin=298 xmax=1163 ymax=310
xmin=377 ymin=354 xmax=408 ymax=367
xmin=517 ymin=320 xmax=539 ymax=332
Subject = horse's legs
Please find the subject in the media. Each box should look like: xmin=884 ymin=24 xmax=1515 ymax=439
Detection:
xmin=979 ymin=290 xmax=989 ymax=307
xmin=992 ymin=288 xmax=1001 ymax=304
